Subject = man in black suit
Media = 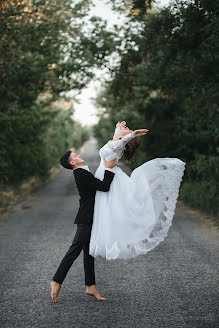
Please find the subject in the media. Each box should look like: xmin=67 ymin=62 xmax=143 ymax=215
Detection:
xmin=50 ymin=150 xmax=116 ymax=303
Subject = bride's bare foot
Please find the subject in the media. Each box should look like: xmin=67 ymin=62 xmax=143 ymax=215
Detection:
xmin=86 ymin=285 xmax=107 ymax=301
xmin=50 ymin=281 xmax=62 ymax=303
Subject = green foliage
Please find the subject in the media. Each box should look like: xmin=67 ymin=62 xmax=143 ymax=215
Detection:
xmin=0 ymin=101 xmax=89 ymax=184
xmin=44 ymin=106 xmax=89 ymax=171
xmin=0 ymin=103 xmax=51 ymax=183
xmin=0 ymin=0 xmax=115 ymax=185
xmin=0 ymin=0 xmax=116 ymax=107
xmin=94 ymin=0 xmax=219 ymax=216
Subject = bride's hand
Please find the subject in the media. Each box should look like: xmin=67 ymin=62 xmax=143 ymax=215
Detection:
xmin=132 ymin=129 xmax=149 ymax=137
xmin=116 ymin=121 xmax=126 ymax=129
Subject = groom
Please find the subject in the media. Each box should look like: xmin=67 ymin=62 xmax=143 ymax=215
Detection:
xmin=50 ymin=150 xmax=116 ymax=302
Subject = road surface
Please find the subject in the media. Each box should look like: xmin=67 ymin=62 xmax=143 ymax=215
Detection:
xmin=0 ymin=138 xmax=218 ymax=328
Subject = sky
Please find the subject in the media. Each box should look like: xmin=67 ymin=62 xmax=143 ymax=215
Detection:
xmin=72 ymin=0 xmax=171 ymax=126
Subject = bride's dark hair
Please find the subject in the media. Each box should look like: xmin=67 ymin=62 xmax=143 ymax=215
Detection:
xmin=122 ymin=136 xmax=140 ymax=163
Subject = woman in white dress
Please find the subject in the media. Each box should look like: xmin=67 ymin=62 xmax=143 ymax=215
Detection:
xmin=89 ymin=121 xmax=186 ymax=260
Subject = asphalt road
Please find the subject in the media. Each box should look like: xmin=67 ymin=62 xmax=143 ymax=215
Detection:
xmin=0 ymin=138 xmax=218 ymax=328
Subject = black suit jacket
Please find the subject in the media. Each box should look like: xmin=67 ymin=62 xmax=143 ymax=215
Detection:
xmin=73 ymin=168 xmax=115 ymax=225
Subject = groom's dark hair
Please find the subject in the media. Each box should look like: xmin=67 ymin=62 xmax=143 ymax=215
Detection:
xmin=60 ymin=151 xmax=72 ymax=170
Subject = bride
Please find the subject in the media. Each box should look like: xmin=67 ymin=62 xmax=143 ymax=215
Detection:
xmin=89 ymin=121 xmax=186 ymax=260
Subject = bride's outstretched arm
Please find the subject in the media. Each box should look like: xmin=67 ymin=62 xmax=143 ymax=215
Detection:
xmin=132 ymin=129 xmax=149 ymax=137
xmin=109 ymin=132 xmax=135 ymax=154
xmin=119 ymin=129 xmax=149 ymax=145
xmin=109 ymin=129 xmax=149 ymax=154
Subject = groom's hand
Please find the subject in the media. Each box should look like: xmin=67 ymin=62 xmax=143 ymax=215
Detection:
xmin=104 ymin=158 xmax=117 ymax=168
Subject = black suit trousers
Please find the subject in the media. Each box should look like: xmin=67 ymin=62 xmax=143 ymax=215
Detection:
xmin=52 ymin=224 xmax=95 ymax=286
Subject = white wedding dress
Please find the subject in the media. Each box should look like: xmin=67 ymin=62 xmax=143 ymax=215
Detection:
xmin=89 ymin=126 xmax=186 ymax=260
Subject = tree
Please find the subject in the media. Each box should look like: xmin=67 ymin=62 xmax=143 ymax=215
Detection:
xmin=0 ymin=0 xmax=116 ymax=183
xmin=94 ymin=0 xmax=219 ymax=215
